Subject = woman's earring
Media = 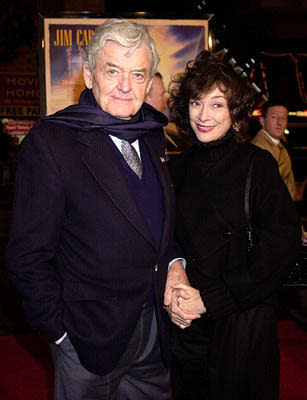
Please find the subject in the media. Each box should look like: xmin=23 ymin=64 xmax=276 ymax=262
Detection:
xmin=232 ymin=122 xmax=240 ymax=132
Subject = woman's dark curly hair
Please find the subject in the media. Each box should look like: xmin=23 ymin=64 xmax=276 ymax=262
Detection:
xmin=168 ymin=50 xmax=256 ymax=142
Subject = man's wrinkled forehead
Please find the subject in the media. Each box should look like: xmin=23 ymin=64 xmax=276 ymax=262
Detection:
xmin=98 ymin=42 xmax=153 ymax=74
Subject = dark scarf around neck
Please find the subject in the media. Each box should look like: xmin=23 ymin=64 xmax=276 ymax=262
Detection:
xmin=38 ymin=88 xmax=168 ymax=141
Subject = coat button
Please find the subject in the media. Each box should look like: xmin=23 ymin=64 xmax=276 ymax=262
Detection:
xmin=223 ymin=231 xmax=232 ymax=239
xmin=154 ymin=265 xmax=158 ymax=272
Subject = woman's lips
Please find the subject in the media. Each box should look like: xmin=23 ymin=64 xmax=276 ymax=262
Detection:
xmin=197 ymin=124 xmax=215 ymax=133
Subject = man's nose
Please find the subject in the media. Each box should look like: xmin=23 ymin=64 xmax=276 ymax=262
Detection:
xmin=118 ymin=74 xmax=131 ymax=93
xmin=276 ymin=118 xmax=283 ymax=125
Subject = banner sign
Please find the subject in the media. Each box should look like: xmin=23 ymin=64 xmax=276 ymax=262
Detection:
xmin=0 ymin=73 xmax=40 ymax=117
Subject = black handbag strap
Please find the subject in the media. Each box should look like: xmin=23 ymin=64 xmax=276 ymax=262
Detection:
xmin=244 ymin=153 xmax=255 ymax=241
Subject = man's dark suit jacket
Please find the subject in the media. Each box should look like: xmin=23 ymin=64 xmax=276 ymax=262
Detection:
xmin=6 ymin=120 xmax=179 ymax=375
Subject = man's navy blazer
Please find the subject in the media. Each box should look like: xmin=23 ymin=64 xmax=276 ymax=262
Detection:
xmin=6 ymin=120 xmax=179 ymax=375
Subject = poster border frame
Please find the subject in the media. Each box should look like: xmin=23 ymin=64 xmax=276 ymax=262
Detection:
xmin=39 ymin=12 xmax=213 ymax=117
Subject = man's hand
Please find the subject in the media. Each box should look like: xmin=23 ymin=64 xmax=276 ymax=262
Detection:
xmin=173 ymin=283 xmax=206 ymax=315
xmin=164 ymin=260 xmax=201 ymax=328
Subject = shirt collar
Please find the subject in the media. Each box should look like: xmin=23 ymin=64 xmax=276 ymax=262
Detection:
xmin=262 ymin=129 xmax=280 ymax=146
xmin=109 ymin=135 xmax=140 ymax=157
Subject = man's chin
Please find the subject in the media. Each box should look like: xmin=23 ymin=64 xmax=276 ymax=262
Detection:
xmin=113 ymin=115 xmax=132 ymax=120
xmin=107 ymin=108 xmax=134 ymax=120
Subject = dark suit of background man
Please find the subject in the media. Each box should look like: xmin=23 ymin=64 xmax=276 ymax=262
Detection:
xmin=6 ymin=19 xmax=191 ymax=400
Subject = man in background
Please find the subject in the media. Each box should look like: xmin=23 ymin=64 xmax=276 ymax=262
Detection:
xmin=145 ymin=72 xmax=190 ymax=156
xmin=145 ymin=71 xmax=168 ymax=113
xmin=252 ymin=101 xmax=296 ymax=199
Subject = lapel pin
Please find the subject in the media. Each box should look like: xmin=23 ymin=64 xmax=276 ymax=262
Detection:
xmin=160 ymin=156 xmax=166 ymax=163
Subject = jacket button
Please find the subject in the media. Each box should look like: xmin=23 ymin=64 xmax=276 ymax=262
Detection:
xmin=223 ymin=231 xmax=232 ymax=239
xmin=154 ymin=265 xmax=158 ymax=272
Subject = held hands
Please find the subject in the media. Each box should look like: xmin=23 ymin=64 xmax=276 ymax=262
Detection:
xmin=173 ymin=283 xmax=206 ymax=316
xmin=164 ymin=261 xmax=206 ymax=329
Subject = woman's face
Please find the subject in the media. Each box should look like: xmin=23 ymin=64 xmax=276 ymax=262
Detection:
xmin=189 ymin=86 xmax=232 ymax=143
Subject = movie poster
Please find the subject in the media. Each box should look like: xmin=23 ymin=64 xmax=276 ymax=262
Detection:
xmin=43 ymin=18 xmax=209 ymax=116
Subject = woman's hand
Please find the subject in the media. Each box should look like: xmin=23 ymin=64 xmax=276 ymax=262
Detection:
xmin=166 ymin=288 xmax=201 ymax=329
xmin=173 ymin=283 xmax=207 ymax=316
xmin=164 ymin=261 xmax=204 ymax=328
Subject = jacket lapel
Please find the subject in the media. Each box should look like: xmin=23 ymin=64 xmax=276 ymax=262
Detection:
xmin=143 ymin=133 xmax=172 ymax=255
xmin=77 ymin=131 xmax=156 ymax=248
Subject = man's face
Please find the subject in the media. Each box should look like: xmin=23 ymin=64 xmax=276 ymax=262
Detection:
xmin=260 ymin=105 xmax=288 ymax=139
xmin=83 ymin=41 xmax=153 ymax=119
xmin=145 ymin=76 xmax=168 ymax=113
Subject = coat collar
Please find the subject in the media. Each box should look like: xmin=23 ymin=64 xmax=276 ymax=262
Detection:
xmin=258 ymin=129 xmax=280 ymax=147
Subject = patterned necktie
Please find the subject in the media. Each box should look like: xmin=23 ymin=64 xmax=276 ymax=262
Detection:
xmin=121 ymin=140 xmax=142 ymax=179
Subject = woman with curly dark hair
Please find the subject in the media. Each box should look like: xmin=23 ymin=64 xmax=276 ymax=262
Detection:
xmin=167 ymin=50 xmax=301 ymax=400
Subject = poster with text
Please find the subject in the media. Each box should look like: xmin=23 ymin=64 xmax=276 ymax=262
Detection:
xmin=43 ymin=18 xmax=209 ymax=116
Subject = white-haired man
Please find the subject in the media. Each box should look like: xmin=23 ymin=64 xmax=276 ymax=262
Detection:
xmin=7 ymin=19 xmax=196 ymax=400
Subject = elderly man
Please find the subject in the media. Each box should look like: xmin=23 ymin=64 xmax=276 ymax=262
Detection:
xmin=6 ymin=19 xmax=195 ymax=400
xmin=252 ymin=101 xmax=296 ymax=199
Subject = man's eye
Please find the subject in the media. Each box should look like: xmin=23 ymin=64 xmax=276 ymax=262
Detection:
xmin=213 ymin=103 xmax=223 ymax=108
xmin=107 ymin=69 xmax=118 ymax=76
xmin=133 ymin=73 xmax=145 ymax=80
xmin=190 ymin=100 xmax=200 ymax=106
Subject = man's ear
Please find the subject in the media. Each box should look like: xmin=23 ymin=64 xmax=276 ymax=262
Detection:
xmin=83 ymin=62 xmax=93 ymax=89
xmin=259 ymin=116 xmax=265 ymax=128
xmin=145 ymin=78 xmax=153 ymax=96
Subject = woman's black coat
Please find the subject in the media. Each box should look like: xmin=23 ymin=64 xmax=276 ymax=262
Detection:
xmin=168 ymin=140 xmax=301 ymax=400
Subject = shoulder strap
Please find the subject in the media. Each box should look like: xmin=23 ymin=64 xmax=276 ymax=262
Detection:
xmin=244 ymin=152 xmax=255 ymax=228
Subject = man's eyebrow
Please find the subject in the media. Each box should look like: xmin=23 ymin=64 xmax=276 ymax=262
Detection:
xmin=105 ymin=63 xmax=147 ymax=73
xmin=106 ymin=62 xmax=119 ymax=68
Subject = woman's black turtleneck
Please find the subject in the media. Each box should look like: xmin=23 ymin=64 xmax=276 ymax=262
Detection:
xmin=189 ymin=127 xmax=241 ymax=177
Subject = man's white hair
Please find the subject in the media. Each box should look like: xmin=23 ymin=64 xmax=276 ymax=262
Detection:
xmin=84 ymin=18 xmax=160 ymax=78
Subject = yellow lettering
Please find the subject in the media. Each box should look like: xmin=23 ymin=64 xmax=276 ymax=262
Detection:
xmin=76 ymin=29 xmax=82 ymax=46
xmin=64 ymin=30 xmax=72 ymax=46
xmin=53 ymin=29 xmax=72 ymax=46
xmin=76 ymin=29 xmax=95 ymax=46
xmin=53 ymin=29 xmax=60 ymax=46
